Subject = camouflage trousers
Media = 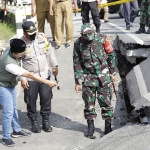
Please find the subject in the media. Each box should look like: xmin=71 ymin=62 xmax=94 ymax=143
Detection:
xmin=140 ymin=0 xmax=150 ymax=25
xmin=82 ymin=83 xmax=113 ymax=120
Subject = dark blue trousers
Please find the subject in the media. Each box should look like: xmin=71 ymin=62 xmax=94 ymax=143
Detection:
xmin=123 ymin=1 xmax=139 ymax=27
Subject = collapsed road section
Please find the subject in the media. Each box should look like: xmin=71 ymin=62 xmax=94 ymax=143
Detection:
xmin=116 ymin=35 xmax=150 ymax=124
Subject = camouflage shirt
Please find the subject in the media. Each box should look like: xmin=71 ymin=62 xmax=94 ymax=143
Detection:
xmin=73 ymin=33 xmax=116 ymax=87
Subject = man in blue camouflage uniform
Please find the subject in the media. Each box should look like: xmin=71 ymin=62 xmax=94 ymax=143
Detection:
xmin=73 ymin=23 xmax=116 ymax=138
xmin=135 ymin=0 xmax=150 ymax=34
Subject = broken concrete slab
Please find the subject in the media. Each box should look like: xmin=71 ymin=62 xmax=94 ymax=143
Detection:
xmin=126 ymin=49 xmax=150 ymax=57
xmin=126 ymin=57 xmax=150 ymax=118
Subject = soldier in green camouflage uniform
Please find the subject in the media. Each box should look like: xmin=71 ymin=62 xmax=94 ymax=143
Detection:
xmin=136 ymin=0 xmax=150 ymax=34
xmin=73 ymin=23 xmax=116 ymax=138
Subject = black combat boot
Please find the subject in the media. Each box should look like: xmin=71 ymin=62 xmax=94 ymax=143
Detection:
xmin=135 ymin=24 xmax=145 ymax=34
xmin=96 ymin=26 xmax=100 ymax=33
xmin=30 ymin=117 xmax=41 ymax=133
xmin=42 ymin=116 xmax=52 ymax=132
xmin=104 ymin=119 xmax=112 ymax=135
xmin=84 ymin=120 xmax=96 ymax=139
xmin=146 ymin=26 xmax=150 ymax=34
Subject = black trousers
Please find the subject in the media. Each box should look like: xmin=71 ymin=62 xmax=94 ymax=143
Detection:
xmin=81 ymin=1 xmax=101 ymax=28
xmin=24 ymin=77 xmax=53 ymax=118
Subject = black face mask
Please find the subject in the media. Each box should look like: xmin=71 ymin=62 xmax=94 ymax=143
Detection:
xmin=29 ymin=33 xmax=36 ymax=41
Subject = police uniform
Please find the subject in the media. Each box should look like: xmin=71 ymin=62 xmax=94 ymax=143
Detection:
xmin=73 ymin=23 xmax=116 ymax=137
xmin=54 ymin=0 xmax=74 ymax=46
xmin=20 ymin=21 xmax=58 ymax=133
xmin=33 ymin=0 xmax=55 ymax=39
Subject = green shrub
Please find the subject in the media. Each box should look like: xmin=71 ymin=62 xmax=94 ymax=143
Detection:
xmin=3 ymin=11 xmax=16 ymax=33
xmin=0 ymin=10 xmax=16 ymax=40
xmin=0 ymin=21 xmax=16 ymax=40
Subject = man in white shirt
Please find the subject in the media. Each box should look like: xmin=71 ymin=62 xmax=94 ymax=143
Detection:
xmin=98 ymin=0 xmax=109 ymax=22
xmin=0 ymin=39 xmax=57 ymax=147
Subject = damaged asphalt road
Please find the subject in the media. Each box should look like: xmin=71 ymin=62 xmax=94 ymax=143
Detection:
xmin=0 ymin=13 xmax=150 ymax=150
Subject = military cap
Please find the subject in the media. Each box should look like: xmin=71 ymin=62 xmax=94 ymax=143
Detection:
xmin=22 ymin=21 xmax=37 ymax=35
xmin=81 ymin=23 xmax=94 ymax=34
xmin=10 ymin=39 xmax=26 ymax=53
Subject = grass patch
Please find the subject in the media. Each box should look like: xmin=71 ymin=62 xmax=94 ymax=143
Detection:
xmin=0 ymin=22 xmax=16 ymax=40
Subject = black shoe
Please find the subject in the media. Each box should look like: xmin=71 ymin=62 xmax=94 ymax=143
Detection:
xmin=2 ymin=138 xmax=15 ymax=147
xmin=11 ymin=130 xmax=31 ymax=138
xmin=135 ymin=23 xmax=145 ymax=34
xmin=42 ymin=116 xmax=52 ymax=132
xmin=104 ymin=119 xmax=112 ymax=135
xmin=104 ymin=127 xmax=112 ymax=135
xmin=84 ymin=120 xmax=96 ymax=139
xmin=146 ymin=28 xmax=150 ymax=34
xmin=126 ymin=27 xmax=130 ymax=30
xmin=53 ymin=39 xmax=55 ymax=41
xmin=66 ymin=43 xmax=71 ymax=48
xmin=55 ymin=45 xmax=62 ymax=50
xmin=31 ymin=123 xmax=41 ymax=133
xmin=104 ymin=20 xmax=109 ymax=23
xmin=42 ymin=125 xmax=52 ymax=132
xmin=29 ymin=117 xmax=41 ymax=133
xmin=96 ymin=27 xmax=100 ymax=33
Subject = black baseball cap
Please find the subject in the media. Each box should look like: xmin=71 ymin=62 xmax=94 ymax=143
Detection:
xmin=22 ymin=21 xmax=37 ymax=35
